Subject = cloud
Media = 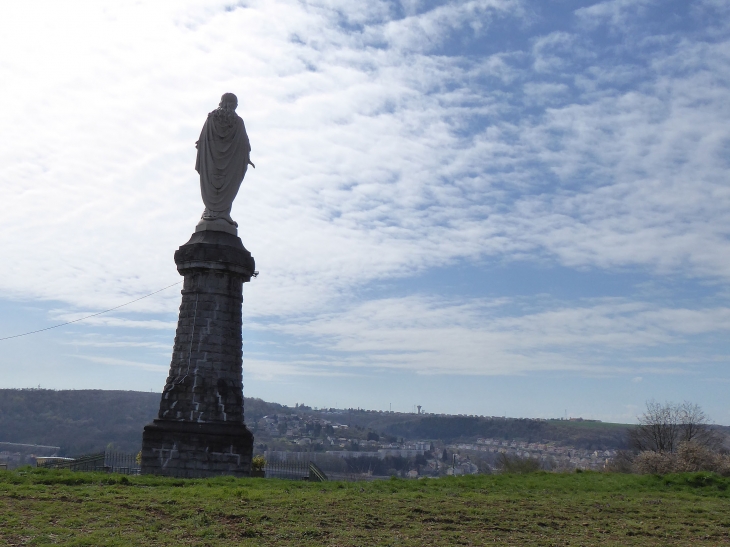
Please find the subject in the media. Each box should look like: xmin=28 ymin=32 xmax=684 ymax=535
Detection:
xmin=244 ymin=358 xmax=363 ymax=381
xmin=75 ymin=355 xmax=168 ymax=373
xmin=368 ymin=0 xmax=523 ymax=52
xmin=634 ymin=355 xmax=730 ymax=364
xmin=2 ymin=1 xmax=729 ymax=313
xmin=0 ymin=0 xmax=534 ymax=316
xmin=574 ymin=0 xmax=657 ymax=30
xmin=48 ymin=312 xmax=177 ymax=331
xmin=255 ymin=295 xmax=730 ymax=375
xmin=0 ymin=0 xmax=728 ymax=382
xmin=62 ymin=340 xmax=170 ymax=350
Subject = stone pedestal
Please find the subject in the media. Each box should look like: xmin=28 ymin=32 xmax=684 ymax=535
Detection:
xmin=141 ymin=230 xmax=255 ymax=478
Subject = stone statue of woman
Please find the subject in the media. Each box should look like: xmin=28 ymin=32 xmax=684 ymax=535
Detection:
xmin=195 ymin=93 xmax=254 ymax=233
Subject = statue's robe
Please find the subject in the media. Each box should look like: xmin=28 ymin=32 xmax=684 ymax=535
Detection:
xmin=195 ymin=107 xmax=251 ymax=217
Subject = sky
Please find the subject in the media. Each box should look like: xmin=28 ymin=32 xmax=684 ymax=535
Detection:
xmin=0 ymin=0 xmax=729 ymax=425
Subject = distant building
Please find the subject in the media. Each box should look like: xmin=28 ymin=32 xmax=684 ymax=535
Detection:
xmin=325 ymin=448 xmax=426 ymax=460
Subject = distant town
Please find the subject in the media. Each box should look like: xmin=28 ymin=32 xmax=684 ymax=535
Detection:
xmin=253 ymin=408 xmax=617 ymax=476
xmin=0 ymin=389 xmax=634 ymax=476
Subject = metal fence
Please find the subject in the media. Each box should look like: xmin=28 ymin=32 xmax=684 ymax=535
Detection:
xmin=308 ymin=461 xmax=328 ymax=482
xmin=264 ymin=460 xmax=328 ymax=482
xmin=37 ymin=452 xmax=140 ymax=475
xmin=103 ymin=452 xmax=140 ymax=474
xmin=325 ymin=472 xmax=389 ymax=482
xmin=35 ymin=452 xmax=327 ymax=480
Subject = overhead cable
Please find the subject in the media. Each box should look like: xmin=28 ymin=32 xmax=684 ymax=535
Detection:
xmin=0 ymin=281 xmax=182 ymax=342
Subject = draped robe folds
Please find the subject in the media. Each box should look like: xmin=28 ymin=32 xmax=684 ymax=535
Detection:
xmin=195 ymin=108 xmax=251 ymax=219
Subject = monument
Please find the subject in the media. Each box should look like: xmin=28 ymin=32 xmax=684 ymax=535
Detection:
xmin=141 ymin=93 xmax=256 ymax=477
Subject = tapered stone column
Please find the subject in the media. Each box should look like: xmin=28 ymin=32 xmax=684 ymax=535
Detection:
xmin=141 ymin=229 xmax=255 ymax=478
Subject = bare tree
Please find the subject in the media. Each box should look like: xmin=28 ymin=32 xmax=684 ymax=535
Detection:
xmin=629 ymin=400 xmax=679 ymax=453
xmin=677 ymin=401 xmax=722 ymax=450
xmin=629 ymin=400 xmax=720 ymax=453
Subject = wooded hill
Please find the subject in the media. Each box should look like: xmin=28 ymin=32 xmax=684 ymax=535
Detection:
xmin=0 ymin=389 xmax=643 ymax=456
xmin=379 ymin=415 xmax=630 ymax=449
xmin=0 ymin=389 xmax=283 ymax=456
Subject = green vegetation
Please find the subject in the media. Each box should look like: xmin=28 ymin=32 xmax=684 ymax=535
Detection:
xmin=2 ymin=389 xmax=727 ymax=459
xmin=547 ymin=419 xmax=631 ymax=431
xmin=381 ymin=415 xmax=631 ymax=449
xmin=0 ymin=389 xmax=159 ymax=454
xmin=1 ymin=468 xmax=729 ymax=546
xmin=251 ymin=456 xmax=266 ymax=473
xmin=496 ymin=452 xmax=542 ymax=474
xmin=0 ymin=389 xmax=282 ymax=455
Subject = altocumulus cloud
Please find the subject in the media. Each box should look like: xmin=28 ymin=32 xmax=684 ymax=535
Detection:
xmin=249 ymin=296 xmax=730 ymax=376
xmin=0 ymin=0 xmax=729 ymax=380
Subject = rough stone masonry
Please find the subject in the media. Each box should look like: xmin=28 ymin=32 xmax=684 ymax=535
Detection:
xmin=141 ymin=230 xmax=256 ymax=477
xmin=141 ymin=94 xmax=256 ymax=477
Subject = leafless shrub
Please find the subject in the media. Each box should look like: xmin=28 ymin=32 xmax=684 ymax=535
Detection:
xmin=633 ymin=441 xmax=730 ymax=476
xmin=719 ymin=456 xmax=730 ymax=476
xmin=629 ymin=400 xmax=722 ymax=454
xmin=673 ymin=441 xmax=721 ymax=473
xmin=496 ymin=453 xmax=541 ymax=474
xmin=604 ymin=450 xmax=634 ymax=473
xmin=633 ymin=450 xmax=675 ymax=475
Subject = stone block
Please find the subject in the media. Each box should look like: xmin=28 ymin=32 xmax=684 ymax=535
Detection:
xmin=142 ymin=231 xmax=255 ymax=478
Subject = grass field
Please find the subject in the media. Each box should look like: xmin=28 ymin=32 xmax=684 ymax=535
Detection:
xmin=1 ymin=468 xmax=729 ymax=546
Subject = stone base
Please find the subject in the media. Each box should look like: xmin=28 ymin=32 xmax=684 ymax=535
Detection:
xmin=195 ymin=218 xmax=238 ymax=236
xmin=141 ymin=420 xmax=253 ymax=478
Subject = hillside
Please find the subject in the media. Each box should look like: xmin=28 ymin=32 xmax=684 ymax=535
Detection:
xmin=376 ymin=415 xmax=630 ymax=450
xmin=0 ymin=389 xmax=282 ymax=455
xmin=304 ymin=410 xmax=632 ymax=450
xmin=0 ymin=389 xmax=644 ymax=455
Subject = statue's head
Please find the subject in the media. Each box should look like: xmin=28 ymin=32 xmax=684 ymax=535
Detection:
xmin=219 ymin=93 xmax=238 ymax=111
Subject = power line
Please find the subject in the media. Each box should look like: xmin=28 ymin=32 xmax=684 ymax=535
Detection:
xmin=0 ymin=281 xmax=182 ymax=342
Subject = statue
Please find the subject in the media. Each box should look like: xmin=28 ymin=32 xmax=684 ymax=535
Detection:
xmin=142 ymin=93 xmax=257 ymax=478
xmin=195 ymin=93 xmax=254 ymax=229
